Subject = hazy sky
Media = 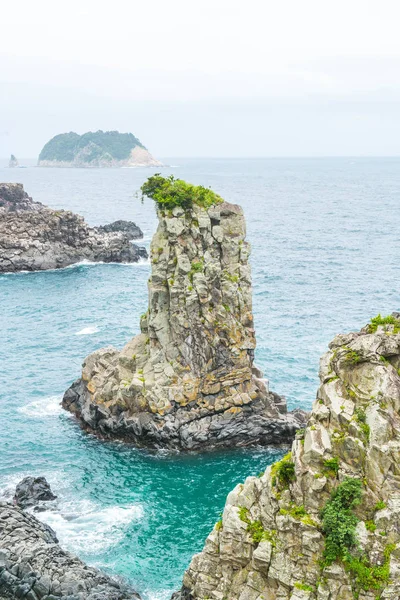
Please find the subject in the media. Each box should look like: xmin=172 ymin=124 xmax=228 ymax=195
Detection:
xmin=2 ymin=0 xmax=400 ymax=157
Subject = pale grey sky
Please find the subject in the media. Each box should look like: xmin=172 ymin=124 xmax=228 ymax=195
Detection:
xmin=1 ymin=0 xmax=400 ymax=157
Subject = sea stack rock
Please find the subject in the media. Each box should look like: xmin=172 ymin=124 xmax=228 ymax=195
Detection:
xmin=0 ymin=183 xmax=147 ymax=272
xmin=8 ymin=154 xmax=19 ymax=168
xmin=0 ymin=502 xmax=141 ymax=599
xmin=173 ymin=314 xmax=400 ymax=599
xmin=63 ymin=175 xmax=304 ymax=450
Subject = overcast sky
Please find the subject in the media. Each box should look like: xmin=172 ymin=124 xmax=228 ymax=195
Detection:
xmin=1 ymin=0 xmax=400 ymax=157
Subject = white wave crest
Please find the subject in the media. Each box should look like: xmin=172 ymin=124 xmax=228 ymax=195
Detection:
xmin=38 ymin=502 xmax=143 ymax=554
xmin=75 ymin=326 xmax=99 ymax=335
xmin=18 ymin=396 xmax=63 ymax=418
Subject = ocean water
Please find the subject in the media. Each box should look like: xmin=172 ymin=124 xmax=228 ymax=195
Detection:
xmin=1 ymin=157 xmax=399 ymax=598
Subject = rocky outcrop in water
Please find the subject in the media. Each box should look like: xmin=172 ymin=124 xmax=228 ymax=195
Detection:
xmin=173 ymin=315 xmax=400 ymax=599
xmin=0 ymin=183 xmax=147 ymax=273
xmin=0 ymin=502 xmax=141 ymax=599
xmin=14 ymin=477 xmax=57 ymax=510
xmin=8 ymin=155 xmax=18 ymax=168
xmin=63 ymin=184 xmax=305 ymax=450
xmin=97 ymin=220 xmax=143 ymax=240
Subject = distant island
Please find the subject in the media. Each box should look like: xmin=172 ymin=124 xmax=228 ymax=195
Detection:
xmin=9 ymin=155 xmax=19 ymax=168
xmin=38 ymin=130 xmax=163 ymax=168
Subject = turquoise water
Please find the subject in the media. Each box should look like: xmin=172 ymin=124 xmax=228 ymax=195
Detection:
xmin=1 ymin=158 xmax=400 ymax=598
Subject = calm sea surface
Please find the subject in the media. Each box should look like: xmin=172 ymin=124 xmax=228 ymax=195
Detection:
xmin=1 ymin=157 xmax=399 ymax=598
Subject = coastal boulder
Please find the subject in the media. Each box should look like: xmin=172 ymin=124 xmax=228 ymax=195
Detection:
xmin=14 ymin=477 xmax=57 ymax=510
xmin=63 ymin=176 xmax=305 ymax=450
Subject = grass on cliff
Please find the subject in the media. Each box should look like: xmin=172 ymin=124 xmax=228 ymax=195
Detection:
xmin=141 ymin=174 xmax=223 ymax=210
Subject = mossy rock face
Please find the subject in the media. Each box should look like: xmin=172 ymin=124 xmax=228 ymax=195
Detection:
xmin=173 ymin=317 xmax=400 ymax=600
xmin=63 ymin=181 xmax=305 ymax=450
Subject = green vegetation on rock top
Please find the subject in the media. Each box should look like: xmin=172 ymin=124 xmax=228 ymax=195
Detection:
xmin=39 ymin=130 xmax=145 ymax=162
xmin=368 ymin=313 xmax=400 ymax=333
xmin=140 ymin=174 xmax=223 ymax=210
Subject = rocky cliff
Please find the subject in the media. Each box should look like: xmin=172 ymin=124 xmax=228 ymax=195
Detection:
xmin=0 ymin=502 xmax=141 ymax=600
xmin=63 ymin=176 xmax=304 ymax=450
xmin=173 ymin=315 xmax=400 ymax=600
xmin=37 ymin=131 xmax=163 ymax=168
xmin=0 ymin=183 xmax=147 ymax=272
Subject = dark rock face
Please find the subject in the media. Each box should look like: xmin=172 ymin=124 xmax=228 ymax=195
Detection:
xmin=97 ymin=220 xmax=143 ymax=240
xmin=14 ymin=477 xmax=57 ymax=510
xmin=0 ymin=184 xmax=147 ymax=272
xmin=63 ymin=200 xmax=306 ymax=450
xmin=0 ymin=503 xmax=141 ymax=600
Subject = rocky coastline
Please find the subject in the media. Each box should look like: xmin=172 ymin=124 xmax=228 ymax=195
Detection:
xmin=0 ymin=183 xmax=147 ymax=273
xmin=63 ymin=177 xmax=305 ymax=450
xmin=0 ymin=479 xmax=141 ymax=600
xmin=172 ymin=315 xmax=400 ymax=600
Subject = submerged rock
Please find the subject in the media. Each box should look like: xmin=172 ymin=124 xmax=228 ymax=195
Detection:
xmin=63 ymin=178 xmax=305 ymax=450
xmin=0 ymin=502 xmax=141 ymax=599
xmin=173 ymin=315 xmax=400 ymax=599
xmin=0 ymin=183 xmax=147 ymax=272
xmin=97 ymin=220 xmax=143 ymax=240
xmin=14 ymin=477 xmax=57 ymax=510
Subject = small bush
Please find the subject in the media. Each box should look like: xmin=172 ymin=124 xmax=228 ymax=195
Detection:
xmin=343 ymin=347 xmax=363 ymax=365
xmin=354 ymin=408 xmax=370 ymax=440
xmin=271 ymin=452 xmax=296 ymax=489
xmin=374 ymin=501 xmax=386 ymax=511
xmin=141 ymin=174 xmax=223 ymax=210
xmin=294 ymin=583 xmax=314 ymax=592
xmin=323 ymin=457 xmax=340 ymax=478
xmin=320 ymin=477 xmax=363 ymax=565
xmin=238 ymin=506 xmax=276 ymax=545
xmin=368 ymin=314 xmax=400 ymax=334
xmin=215 ymin=519 xmax=223 ymax=531
xmin=365 ymin=520 xmax=376 ymax=532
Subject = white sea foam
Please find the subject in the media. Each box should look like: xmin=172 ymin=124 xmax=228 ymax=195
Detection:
xmin=18 ymin=396 xmax=63 ymax=418
xmin=38 ymin=502 xmax=143 ymax=554
xmin=0 ymin=469 xmax=69 ymax=502
xmin=0 ymin=258 xmax=150 ymax=276
xmin=147 ymin=592 xmax=171 ymax=600
xmin=75 ymin=326 xmax=99 ymax=335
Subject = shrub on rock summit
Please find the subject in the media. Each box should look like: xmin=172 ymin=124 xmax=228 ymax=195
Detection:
xmin=141 ymin=174 xmax=223 ymax=210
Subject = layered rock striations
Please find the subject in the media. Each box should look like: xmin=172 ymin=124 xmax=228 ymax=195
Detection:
xmin=38 ymin=131 xmax=163 ymax=168
xmin=0 ymin=183 xmax=147 ymax=272
xmin=174 ymin=315 xmax=400 ymax=600
xmin=0 ymin=502 xmax=141 ymax=600
xmin=63 ymin=178 xmax=304 ymax=450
